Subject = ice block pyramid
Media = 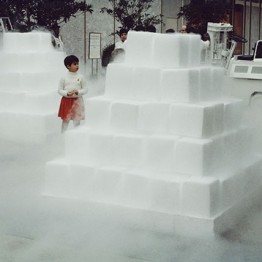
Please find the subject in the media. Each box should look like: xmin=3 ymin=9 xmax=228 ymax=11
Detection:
xmin=44 ymin=31 xmax=262 ymax=236
xmin=0 ymin=32 xmax=65 ymax=142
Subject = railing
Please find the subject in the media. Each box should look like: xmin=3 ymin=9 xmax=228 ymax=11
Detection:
xmin=0 ymin=17 xmax=13 ymax=32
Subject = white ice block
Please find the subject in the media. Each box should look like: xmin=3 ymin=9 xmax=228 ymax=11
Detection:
xmin=21 ymin=71 xmax=63 ymax=91
xmin=23 ymin=91 xmax=59 ymax=114
xmin=85 ymin=97 xmax=111 ymax=129
xmin=112 ymin=134 xmax=145 ymax=167
xmin=0 ymin=91 xmax=25 ymax=112
xmin=148 ymin=179 xmax=180 ymax=214
xmin=132 ymin=66 xmax=161 ymax=100
xmin=223 ymin=98 xmax=244 ymax=131
xmin=169 ymin=102 xmax=224 ymax=138
xmin=144 ymin=134 xmax=180 ymax=172
xmin=65 ymin=127 xmax=89 ymax=162
xmin=0 ymin=112 xmax=59 ymax=142
xmin=0 ymin=53 xmax=24 ymax=72
xmin=178 ymin=34 xmax=191 ymax=67
xmin=137 ymin=102 xmax=169 ymax=133
xmin=0 ymin=72 xmax=21 ymax=90
xmin=152 ymin=33 xmax=181 ymax=68
xmin=188 ymin=34 xmax=202 ymax=67
xmin=0 ymin=52 xmax=63 ymax=73
xmin=110 ymin=101 xmax=139 ymax=132
xmin=67 ymin=163 xmax=96 ymax=199
xmin=105 ymin=63 xmax=135 ymax=99
xmin=211 ymin=67 xmax=225 ymax=98
xmin=2 ymin=32 xmax=54 ymax=52
xmin=181 ymin=177 xmax=219 ymax=218
xmin=93 ymin=167 xmax=125 ymax=203
xmin=86 ymin=132 xmax=114 ymax=165
xmin=160 ymin=68 xmax=199 ymax=102
xmin=124 ymin=31 xmax=155 ymax=66
xmin=198 ymin=67 xmax=213 ymax=101
xmin=119 ymin=170 xmax=150 ymax=208
xmin=175 ymin=137 xmax=216 ymax=176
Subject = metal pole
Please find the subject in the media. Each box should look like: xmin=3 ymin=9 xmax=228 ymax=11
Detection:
xmin=259 ymin=0 xmax=261 ymax=40
xmin=231 ymin=0 xmax=235 ymax=26
xmin=113 ymin=0 xmax=116 ymax=43
xmin=249 ymin=0 xmax=252 ymax=54
xmin=160 ymin=0 xmax=163 ymax=33
xmin=243 ymin=0 xmax=246 ymax=54
xmin=84 ymin=0 xmax=87 ymax=64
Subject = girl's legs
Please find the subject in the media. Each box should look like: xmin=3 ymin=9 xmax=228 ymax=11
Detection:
xmin=61 ymin=120 xmax=69 ymax=133
xmin=73 ymin=120 xmax=80 ymax=128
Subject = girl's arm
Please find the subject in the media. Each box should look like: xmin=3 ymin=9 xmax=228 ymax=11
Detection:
xmin=77 ymin=75 xmax=88 ymax=96
xmin=58 ymin=78 xmax=72 ymax=97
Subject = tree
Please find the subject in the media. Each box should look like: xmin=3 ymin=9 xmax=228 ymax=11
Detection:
xmin=177 ymin=0 xmax=231 ymax=37
xmin=0 ymin=0 xmax=93 ymax=35
xmin=100 ymin=0 xmax=161 ymax=33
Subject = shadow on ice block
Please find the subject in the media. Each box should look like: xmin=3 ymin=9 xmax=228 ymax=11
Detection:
xmin=43 ymin=31 xmax=262 ymax=237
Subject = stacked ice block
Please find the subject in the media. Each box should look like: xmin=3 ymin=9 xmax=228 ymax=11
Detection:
xmin=0 ymin=32 xmax=65 ymax=142
xmin=44 ymin=31 xmax=262 ymax=236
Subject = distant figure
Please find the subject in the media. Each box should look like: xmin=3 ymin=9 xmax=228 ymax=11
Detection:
xmin=201 ymin=33 xmax=210 ymax=50
xmin=201 ymin=33 xmax=211 ymax=62
xmin=146 ymin=25 xmax=156 ymax=32
xmin=115 ymin=28 xmax=128 ymax=50
xmin=101 ymin=43 xmax=115 ymax=67
xmin=58 ymin=55 xmax=88 ymax=133
xmin=165 ymin=28 xmax=175 ymax=33
xmin=179 ymin=25 xmax=187 ymax=33
xmin=51 ymin=24 xmax=64 ymax=50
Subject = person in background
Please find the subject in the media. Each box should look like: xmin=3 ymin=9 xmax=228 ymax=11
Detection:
xmin=165 ymin=28 xmax=175 ymax=33
xmin=58 ymin=55 xmax=88 ymax=133
xmin=179 ymin=25 xmax=187 ymax=33
xmin=146 ymin=25 xmax=156 ymax=32
xmin=115 ymin=28 xmax=128 ymax=50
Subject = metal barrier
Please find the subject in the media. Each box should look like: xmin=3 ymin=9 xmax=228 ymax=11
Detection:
xmin=0 ymin=17 xmax=13 ymax=32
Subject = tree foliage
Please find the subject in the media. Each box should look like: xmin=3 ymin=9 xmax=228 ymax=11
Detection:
xmin=178 ymin=0 xmax=231 ymax=36
xmin=100 ymin=0 xmax=161 ymax=33
xmin=0 ymin=0 xmax=93 ymax=35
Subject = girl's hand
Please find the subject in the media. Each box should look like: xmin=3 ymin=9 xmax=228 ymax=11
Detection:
xmin=67 ymin=90 xmax=75 ymax=96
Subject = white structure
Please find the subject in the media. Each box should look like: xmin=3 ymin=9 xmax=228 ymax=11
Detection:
xmin=44 ymin=31 xmax=262 ymax=236
xmin=228 ymin=40 xmax=262 ymax=80
xmin=207 ymin=22 xmax=233 ymax=67
xmin=0 ymin=32 xmax=65 ymax=142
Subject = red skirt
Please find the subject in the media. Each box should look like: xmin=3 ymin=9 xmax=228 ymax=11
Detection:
xmin=58 ymin=97 xmax=85 ymax=121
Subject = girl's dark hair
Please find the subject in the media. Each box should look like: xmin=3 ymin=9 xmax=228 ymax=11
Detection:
xmin=64 ymin=55 xmax=79 ymax=67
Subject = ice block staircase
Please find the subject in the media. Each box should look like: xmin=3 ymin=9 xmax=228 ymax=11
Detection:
xmin=0 ymin=32 xmax=65 ymax=142
xmin=44 ymin=31 xmax=262 ymax=236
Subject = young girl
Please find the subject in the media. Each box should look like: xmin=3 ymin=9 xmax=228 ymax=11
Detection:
xmin=58 ymin=55 xmax=88 ymax=133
